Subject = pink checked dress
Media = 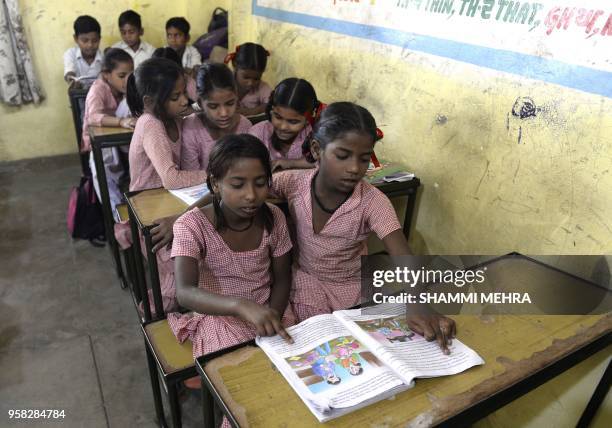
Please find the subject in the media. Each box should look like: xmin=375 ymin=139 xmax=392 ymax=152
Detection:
xmin=81 ymin=78 xmax=120 ymax=152
xmin=181 ymin=113 xmax=252 ymax=171
xmin=272 ymin=169 xmax=402 ymax=322
xmin=167 ymin=204 xmax=296 ymax=358
xmin=248 ymin=121 xmax=312 ymax=161
xmin=239 ymin=81 xmax=272 ymax=110
xmin=129 ymin=113 xmax=207 ymax=313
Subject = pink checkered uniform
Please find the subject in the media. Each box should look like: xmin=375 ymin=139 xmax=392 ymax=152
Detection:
xmin=271 ymin=168 xmax=401 ymax=322
xmin=81 ymin=78 xmax=121 ymax=152
xmin=248 ymin=121 xmax=312 ymax=161
xmin=181 ymin=114 xmax=252 ymax=171
xmin=239 ymin=81 xmax=272 ymax=110
xmin=129 ymin=113 xmax=207 ymax=313
xmin=129 ymin=113 xmax=207 ymax=191
xmin=167 ymin=204 xmax=296 ymax=358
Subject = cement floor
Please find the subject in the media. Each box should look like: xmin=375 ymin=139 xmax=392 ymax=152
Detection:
xmin=0 ymin=155 xmax=201 ymax=427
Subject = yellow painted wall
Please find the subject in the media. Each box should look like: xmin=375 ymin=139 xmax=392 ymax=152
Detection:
xmin=228 ymin=1 xmax=612 ymax=258
xmin=0 ymin=0 xmax=228 ymax=161
xmin=228 ymin=1 xmax=611 ymax=426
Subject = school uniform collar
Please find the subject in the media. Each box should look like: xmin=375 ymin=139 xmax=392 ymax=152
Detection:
xmin=117 ymin=40 xmax=147 ymax=54
xmin=76 ymin=47 xmax=102 ymax=63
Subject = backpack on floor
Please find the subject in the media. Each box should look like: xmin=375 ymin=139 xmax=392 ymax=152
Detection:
xmin=67 ymin=176 xmax=106 ymax=245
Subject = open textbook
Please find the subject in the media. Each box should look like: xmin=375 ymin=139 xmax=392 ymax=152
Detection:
xmin=168 ymin=182 xmax=210 ymax=206
xmin=256 ymin=303 xmax=484 ymax=422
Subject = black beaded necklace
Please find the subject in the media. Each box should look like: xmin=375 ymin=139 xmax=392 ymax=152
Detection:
xmin=225 ymin=216 xmax=254 ymax=232
xmin=311 ymin=173 xmax=350 ymax=215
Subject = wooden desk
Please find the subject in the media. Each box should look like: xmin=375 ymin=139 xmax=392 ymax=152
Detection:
xmin=127 ymin=188 xmax=187 ymax=228
xmin=195 ymin=256 xmax=611 ymax=427
xmin=126 ymin=168 xmax=420 ymax=236
xmin=125 ymin=172 xmax=420 ymax=319
xmin=89 ymin=126 xmax=134 ymax=290
xmin=89 ymin=125 xmax=134 ymax=143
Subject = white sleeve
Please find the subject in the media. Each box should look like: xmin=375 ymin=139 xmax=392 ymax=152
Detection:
xmin=187 ymin=46 xmax=202 ymax=67
xmin=63 ymin=48 xmax=76 ymax=76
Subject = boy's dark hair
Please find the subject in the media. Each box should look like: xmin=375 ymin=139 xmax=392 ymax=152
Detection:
xmin=196 ymin=63 xmax=236 ymax=100
xmin=166 ymin=17 xmax=190 ymax=36
xmin=126 ymin=57 xmax=183 ymax=118
xmin=266 ymin=78 xmax=318 ymax=151
xmin=74 ymin=15 xmax=101 ymax=36
xmin=101 ymin=48 xmax=133 ymax=72
xmin=118 ymin=10 xmax=142 ymax=29
xmin=233 ymin=43 xmax=268 ymax=72
xmin=152 ymin=47 xmax=182 ymax=66
xmin=302 ymin=102 xmax=379 ymax=160
xmin=207 ymin=134 xmax=274 ymax=233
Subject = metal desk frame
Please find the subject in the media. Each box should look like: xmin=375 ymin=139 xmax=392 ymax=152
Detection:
xmin=90 ymin=128 xmax=134 ymax=290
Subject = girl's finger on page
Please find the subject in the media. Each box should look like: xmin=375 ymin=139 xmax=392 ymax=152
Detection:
xmin=272 ymin=319 xmax=293 ymax=343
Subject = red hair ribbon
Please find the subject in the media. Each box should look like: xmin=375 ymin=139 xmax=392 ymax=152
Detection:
xmin=370 ymin=152 xmax=381 ymax=168
xmin=223 ymin=45 xmax=241 ymax=64
xmin=304 ymin=102 xmax=328 ymax=127
xmin=370 ymin=128 xmax=383 ymax=168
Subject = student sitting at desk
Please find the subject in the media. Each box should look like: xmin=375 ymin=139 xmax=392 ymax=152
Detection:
xmin=248 ymin=78 xmax=319 ymax=172
xmin=169 ymin=103 xmax=456 ymax=353
xmin=63 ymin=15 xmax=103 ymax=89
xmin=165 ymin=17 xmax=201 ymax=77
xmin=151 ymin=47 xmax=197 ymax=106
xmin=127 ymin=57 xmax=207 ymax=312
xmin=181 ymin=63 xmax=252 ymax=171
xmin=274 ymin=102 xmax=456 ymax=353
xmin=82 ymin=48 xmax=135 ymax=152
xmin=112 ymin=10 xmax=155 ymax=68
xmin=225 ymin=42 xmax=272 ymax=117
xmin=83 ymin=48 xmax=135 ymax=243
xmin=168 ymin=135 xmax=295 ymax=387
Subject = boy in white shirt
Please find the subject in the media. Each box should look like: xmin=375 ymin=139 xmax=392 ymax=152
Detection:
xmin=112 ymin=10 xmax=155 ymax=69
xmin=63 ymin=15 xmax=103 ymax=88
xmin=165 ymin=17 xmax=201 ymax=76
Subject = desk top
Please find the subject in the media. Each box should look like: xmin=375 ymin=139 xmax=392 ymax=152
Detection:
xmin=126 ymin=166 xmax=418 ymax=229
xmin=127 ymin=188 xmax=187 ymax=228
xmin=201 ymin=313 xmax=610 ymax=427
xmin=89 ymin=126 xmax=134 ymax=145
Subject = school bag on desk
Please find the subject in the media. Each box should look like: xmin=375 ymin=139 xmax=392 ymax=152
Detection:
xmin=67 ymin=175 xmax=106 ymax=246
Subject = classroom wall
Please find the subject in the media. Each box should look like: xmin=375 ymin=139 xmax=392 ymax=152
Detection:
xmin=229 ymin=0 xmax=612 ymax=257
xmin=229 ymin=2 xmax=611 ymax=425
xmin=0 ymin=0 xmax=228 ymax=162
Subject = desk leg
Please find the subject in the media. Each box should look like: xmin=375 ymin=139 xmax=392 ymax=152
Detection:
xmin=92 ymin=143 xmax=127 ymax=288
xmin=402 ymin=189 xmax=417 ymax=241
xmin=68 ymin=95 xmax=89 ymax=176
xmin=201 ymin=382 xmax=215 ymax=428
xmin=144 ymin=232 xmax=166 ymax=319
xmin=128 ymin=206 xmax=151 ymax=322
xmin=576 ymin=358 xmax=611 ymax=428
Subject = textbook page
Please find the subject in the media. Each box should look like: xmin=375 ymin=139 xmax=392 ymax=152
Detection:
xmin=335 ymin=303 xmax=484 ymax=385
xmin=168 ymin=182 xmax=209 ymax=206
xmin=256 ymin=313 xmax=409 ymax=421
